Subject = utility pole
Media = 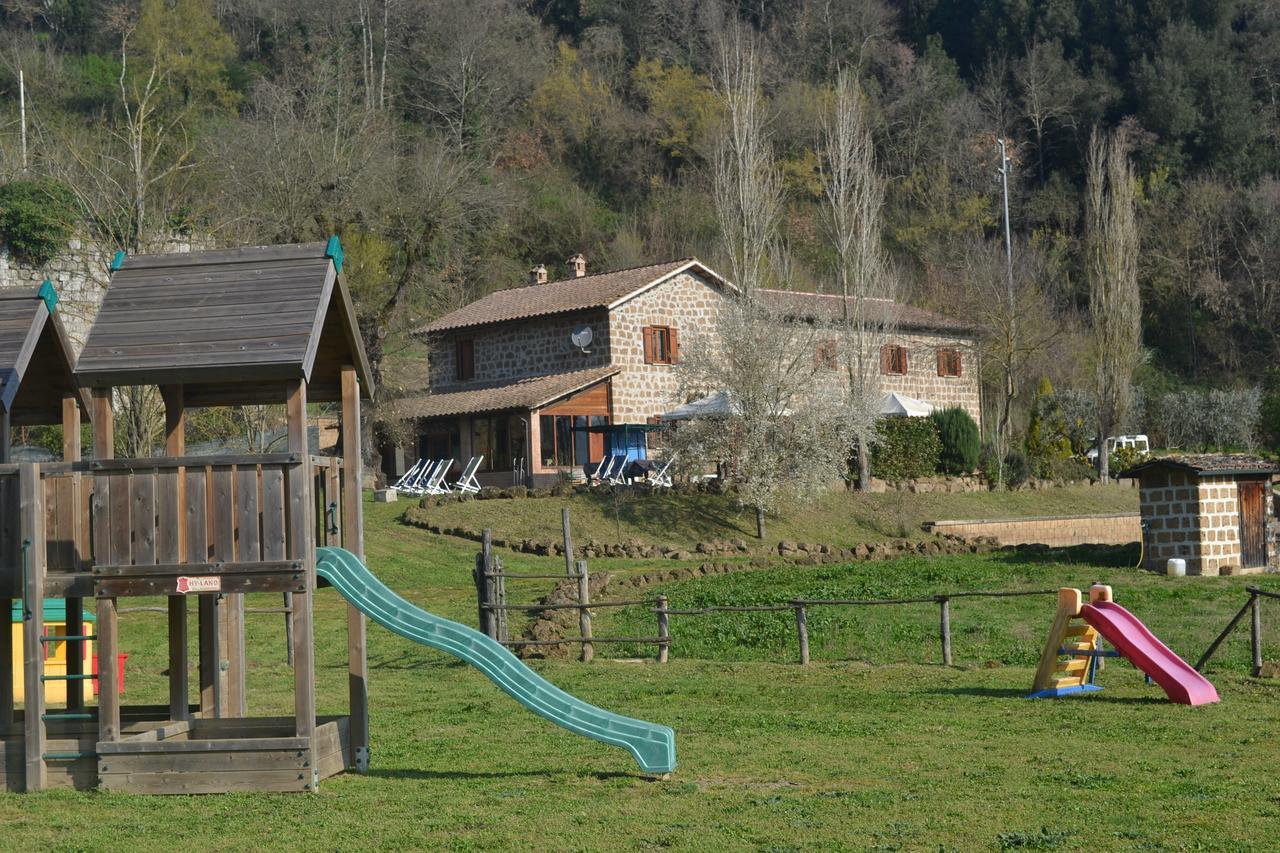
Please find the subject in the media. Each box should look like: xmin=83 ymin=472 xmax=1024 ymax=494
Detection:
xmin=19 ymin=69 xmax=28 ymax=171
xmin=994 ymin=139 xmax=1016 ymax=473
xmin=996 ymin=139 xmax=1014 ymax=291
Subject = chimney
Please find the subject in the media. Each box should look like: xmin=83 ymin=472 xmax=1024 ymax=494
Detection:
xmin=529 ymin=263 xmax=548 ymax=285
xmin=567 ymin=253 xmax=586 ymax=278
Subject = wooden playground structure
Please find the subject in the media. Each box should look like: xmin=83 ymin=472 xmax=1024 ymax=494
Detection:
xmin=0 ymin=240 xmax=375 ymax=793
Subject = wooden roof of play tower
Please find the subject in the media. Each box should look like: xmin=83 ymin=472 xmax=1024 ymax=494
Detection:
xmin=0 ymin=282 xmax=89 ymax=424
xmin=76 ymin=240 xmax=374 ymax=406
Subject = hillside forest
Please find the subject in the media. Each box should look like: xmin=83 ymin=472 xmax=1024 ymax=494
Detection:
xmin=1 ymin=1 xmax=1279 ymax=458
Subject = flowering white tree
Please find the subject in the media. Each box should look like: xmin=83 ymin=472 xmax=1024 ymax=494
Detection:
xmin=672 ymin=297 xmax=852 ymax=539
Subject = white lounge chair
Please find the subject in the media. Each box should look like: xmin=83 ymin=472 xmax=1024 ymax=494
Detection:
xmin=393 ymin=458 xmax=427 ymax=492
xmin=608 ymin=455 xmax=633 ymax=485
xmin=399 ymin=459 xmax=440 ymax=496
xmin=649 ymin=454 xmax=677 ymax=488
xmin=590 ymin=456 xmax=613 ymax=483
xmin=593 ymin=454 xmax=624 ymax=484
xmin=425 ymin=459 xmax=455 ymax=495
xmin=455 ymin=456 xmax=483 ymax=494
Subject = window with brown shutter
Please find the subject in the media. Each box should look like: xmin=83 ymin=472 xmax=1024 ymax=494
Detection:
xmin=880 ymin=344 xmax=907 ymax=375
xmin=936 ymin=347 xmax=962 ymax=377
xmin=642 ymin=325 xmax=677 ymax=364
xmin=456 ymin=338 xmax=475 ymax=381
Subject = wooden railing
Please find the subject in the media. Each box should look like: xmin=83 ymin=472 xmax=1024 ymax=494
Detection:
xmin=0 ymin=454 xmax=348 ymax=597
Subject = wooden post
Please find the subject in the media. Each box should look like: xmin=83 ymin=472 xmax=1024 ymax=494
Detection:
xmin=198 ymin=596 xmax=220 ymax=716
xmin=61 ymin=393 xmax=85 ymax=710
xmin=0 ymin=408 xmax=10 ymax=463
xmin=340 ymin=365 xmax=369 ymax=772
xmin=656 ymin=595 xmax=670 ymax=663
xmin=794 ymin=603 xmax=810 ymax=665
xmin=285 ymin=378 xmax=316 ymax=788
xmin=561 ymin=508 xmax=574 ymax=577
xmin=160 ymin=385 xmax=189 ymax=721
xmin=1250 ymin=593 xmax=1263 ymax=678
xmin=939 ymin=597 xmax=953 ymax=667
xmin=225 ymin=594 xmax=246 ymax=717
xmin=20 ymin=463 xmax=46 ymax=791
xmin=576 ymin=559 xmax=593 ymax=663
xmin=0 ymin=411 xmax=10 ymax=727
xmin=90 ymin=388 xmax=121 ymax=743
xmin=283 ymin=592 xmax=295 ymax=666
xmin=0 ymin=587 xmax=9 ymax=726
xmin=479 ymin=529 xmax=496 ymax=639
xmin=473 ymin=553 xmax=492 ymax=638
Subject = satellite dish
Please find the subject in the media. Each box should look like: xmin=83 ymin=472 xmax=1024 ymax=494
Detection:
xmin=571 ymin=324 xmax=594 ymax=353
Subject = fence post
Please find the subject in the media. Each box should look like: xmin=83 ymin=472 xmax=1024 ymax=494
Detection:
xmin=657 ymin=595 xmax=670 ymax=663
xmin=576 ymin=559 xmax=594 ymax=663
xmin=562 ymin=508 xmax=575 ymax=576
xmin=1251 ymin=593 xmax=1262 ymax=677
xmin=938 ymin=596 xmax=952 ymax=667
xmin=794 ymin=603 xmax=810 ymax=665
xmin=474 ymin=554 xmax=494 ymax=640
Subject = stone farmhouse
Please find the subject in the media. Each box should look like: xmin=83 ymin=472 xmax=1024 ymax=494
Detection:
xmin=390 ymin=256 xmax=979 ymax=487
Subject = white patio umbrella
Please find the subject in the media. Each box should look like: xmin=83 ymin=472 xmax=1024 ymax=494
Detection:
xmin=660 ymin=391 xmax=734 ymax=421
xmin=879 ymin=391 xmax=933 ymax=417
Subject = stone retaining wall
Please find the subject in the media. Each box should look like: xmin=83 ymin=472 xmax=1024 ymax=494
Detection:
xmin=924 ymin=513 xmax=1141 ymax=547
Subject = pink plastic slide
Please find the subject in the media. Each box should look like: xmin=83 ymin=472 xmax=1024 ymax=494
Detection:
xmin=1081 ymin=601 xmax=1219 ymax=706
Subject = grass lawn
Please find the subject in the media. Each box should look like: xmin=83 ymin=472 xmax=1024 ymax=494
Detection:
xmin=2 ymin=494 xmax=1276 ymax=851
xmin=416 ymin=483 xmax=1139 ymax=550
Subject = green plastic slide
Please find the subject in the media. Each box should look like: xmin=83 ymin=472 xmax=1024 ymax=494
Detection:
xmin=316 ymin=546 xmax=677 ymax=774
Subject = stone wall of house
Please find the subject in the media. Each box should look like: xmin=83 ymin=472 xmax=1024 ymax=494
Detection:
xmin=1140 ymin=471 xmax=1249 ymax=576
xmin=926 ymin=513 xmax=1141 ymax=547
xmin=1 ymin=234 xmax=204 ymax=352
xmin=1195 ymin=474 xmax=1245 ymax=574
xmin=608 ymin=271 xmax=724 ymax=421
xmin=878 ymin=332 xmax=981 ymax=427
xmin=428 ymin=308 xmax=611 ymax=389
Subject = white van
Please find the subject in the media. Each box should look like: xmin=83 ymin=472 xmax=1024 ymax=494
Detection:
xmin=1086 ymin=434 xmax=1150 ymax=461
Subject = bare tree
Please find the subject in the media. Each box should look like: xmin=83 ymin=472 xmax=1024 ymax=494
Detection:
xmin=1014 ymin=40 xmax=1085 ymax=185
xmin=1086 ymin=127 xmax=1142 ymax=481
xmin=958 ymin=238 xmax=1060 ymax=458
xmin=116 ymin=385 xmax=163 ymax=458
xmin=672 ymin=297 xmax=852 ymax=538
xmin=712 ymin=22 xmax=783 ymax=295
xmin=818 ymin=68 xmax=897 ymax=491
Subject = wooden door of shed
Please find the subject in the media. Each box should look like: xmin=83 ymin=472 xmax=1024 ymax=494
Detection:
xmin=1238 ymin=479 xmax=1267 ymax=568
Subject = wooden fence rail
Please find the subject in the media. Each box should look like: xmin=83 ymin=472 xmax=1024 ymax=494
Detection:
xmin=1196 ymin=587 xmax=1271 ymax=677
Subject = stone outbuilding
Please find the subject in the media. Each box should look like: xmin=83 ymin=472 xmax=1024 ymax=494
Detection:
xmin=1121 ymin=454 xmax=1279 ymax=576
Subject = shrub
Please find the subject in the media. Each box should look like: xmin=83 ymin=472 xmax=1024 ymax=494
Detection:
xmin=1048 ymin=455 xmax=1097 ymax=484
xmin=1024 ymin=378 xmax=1074 ymax=477
xmin=929 ymin=406 xmax=980 ymax=475
xmin=1109 ymin=445 xmax=1149 ymax=477
xmin=0 ymin=179 xmax=78 ymax=265
xmin=870 ymin=417 xmax=940 ymax=480
xmin=1002 ymin=450 xmax=1030 ymax=488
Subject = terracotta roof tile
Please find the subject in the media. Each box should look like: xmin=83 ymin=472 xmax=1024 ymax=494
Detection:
xmin=756 ymin=289 xmax=974 ymax=334
xmin=392 ymin=366 xmax=620 ymax=419
xmin=419 ymin=259 xmax=702 ymax=334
